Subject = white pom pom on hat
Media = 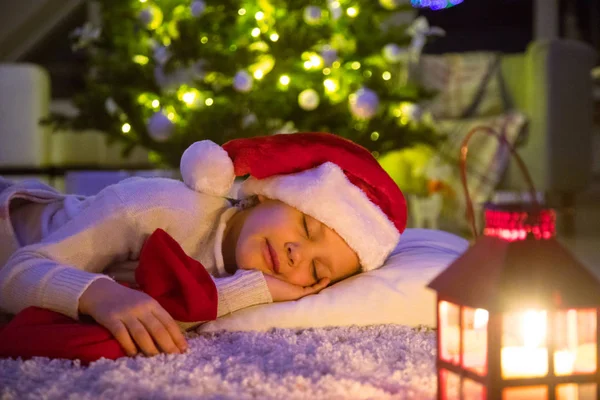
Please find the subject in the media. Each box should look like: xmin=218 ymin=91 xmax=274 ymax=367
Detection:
xmin=180 ymin=140 xmax=235 ymax=197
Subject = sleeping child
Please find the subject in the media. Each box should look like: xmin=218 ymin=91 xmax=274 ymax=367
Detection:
xmin=0 ymin=132 xmax=407 ymax=359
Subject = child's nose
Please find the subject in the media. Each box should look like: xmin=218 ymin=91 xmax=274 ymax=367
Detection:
xmin=285 ymin=242 xmax=301 ymax=267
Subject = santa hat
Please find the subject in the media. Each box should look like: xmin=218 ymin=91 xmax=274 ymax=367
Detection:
xmin=180 ymin=132 xmax=407 ymax=271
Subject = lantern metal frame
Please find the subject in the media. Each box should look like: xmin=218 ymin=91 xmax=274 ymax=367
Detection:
xmin=428 ymin=126 xmax=600 ymax=400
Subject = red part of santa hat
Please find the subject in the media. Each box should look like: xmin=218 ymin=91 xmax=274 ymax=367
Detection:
xmin=180 ymin=132 xmax=407 ymax=271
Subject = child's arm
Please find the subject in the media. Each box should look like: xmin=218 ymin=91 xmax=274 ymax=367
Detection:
xmin=0 ymin=186 xmax=136 ymax=318
xmin=212 ymin=269 xmax=273 ymax=317
xmin=210 ymin=268 xmax=330 ymax=317
xmin=0 ymin=185 xmax=186 ymax=355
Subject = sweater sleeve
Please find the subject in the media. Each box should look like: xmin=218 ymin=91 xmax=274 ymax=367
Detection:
xmin=0 ymin=187 xmax=139 ymax=320
xmin=213 ymin=269 xmax=272 ymax=317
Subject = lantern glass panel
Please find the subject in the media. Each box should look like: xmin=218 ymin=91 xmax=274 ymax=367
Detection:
xmin=556 ymin=383 xmax=597 ymax=400
xmin=462 ymin=378 xmax=486 ymax=400
xmin=439 ymin=368 xmax=460 ymax=400
xmin=462 ymin=307 xmax=488 ymax=375
xmin=502 ymin=310 xmax=548 ymax=379
xmin=440 ymin=301 xmax=460 ymax=364
xmin=502 ymin=386 xmax=547 ymax=400
xmin=554 ymin=309 xmax=597 ymax=376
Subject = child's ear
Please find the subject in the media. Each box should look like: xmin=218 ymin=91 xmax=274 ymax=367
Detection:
xmin=257 ymin=194 xmax=267 ymax=203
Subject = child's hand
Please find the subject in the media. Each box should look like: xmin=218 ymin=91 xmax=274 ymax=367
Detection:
xmin=78 ymin=279 xmax=188 ymax=357
xmin=263 ymin=274 xmax=330 ymax=302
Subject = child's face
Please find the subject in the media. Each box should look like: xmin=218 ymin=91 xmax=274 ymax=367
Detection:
xmin=235 ymin=196 xmax=360 ymax=287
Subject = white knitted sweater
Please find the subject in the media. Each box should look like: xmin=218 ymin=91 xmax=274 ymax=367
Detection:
xmin=0 ymin=177 xmax=272 ymax=322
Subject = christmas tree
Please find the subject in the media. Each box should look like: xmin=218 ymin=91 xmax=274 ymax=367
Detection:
xmin=49 ymin=0 xmax=444 ymax=167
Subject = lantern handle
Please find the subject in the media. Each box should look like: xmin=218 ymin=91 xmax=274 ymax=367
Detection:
xmin=459 ymin=125 xmax=540 ymax=239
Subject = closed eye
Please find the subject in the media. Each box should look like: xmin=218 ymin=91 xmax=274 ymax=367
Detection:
xmin=302 ymin=214 xmax=310 ymax=238
xmin=303 ymin=215 xmax=319 ymax=282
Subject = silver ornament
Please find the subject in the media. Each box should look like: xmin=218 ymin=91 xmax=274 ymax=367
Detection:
xmin=327 ymin=0 xmax=342 ymax=20
xmin=71 ymin=22 xmax=101 ymax=51
xmin=241 ymin=113 xmax=258 ymax=128
xmin=191 ymin=0 xmax=206 ymax=17
xmin=104 ymin=98 xmax=118 ymax=115
xmin=382 ymin=43 xmax=408 ymax=63
xmin=298 ymin=89 xmax=320 ymax=111
xmin=233 ymin=71 xmax=253 ymax=93
xmin=349 ymin=88 xmax=379 ymax=119
xmin=147 ymin=111 xmax=174 ymax=142
xmin=303 ymin=6 xmax=322 ymax=25
xmin=153 ymin=45 xmax=171 ymax=65
xmin=321 ymin=46 xmax=338 ymax=67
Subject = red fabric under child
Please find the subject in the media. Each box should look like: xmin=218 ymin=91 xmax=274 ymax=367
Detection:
xmin=0 ymin=228 xmax=218 ymax=363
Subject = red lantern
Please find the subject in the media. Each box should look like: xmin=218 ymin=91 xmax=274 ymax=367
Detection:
xmin=428 ymin=127 xmax=600 ymax=400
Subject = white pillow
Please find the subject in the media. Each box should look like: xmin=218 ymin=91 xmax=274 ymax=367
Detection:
xmin=198 ymin=229 xmax=469 ymax=332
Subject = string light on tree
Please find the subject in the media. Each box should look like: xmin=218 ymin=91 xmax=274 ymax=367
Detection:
xmin=121 ymin=123 xmax=131 ymax=133
xmin=346 ymin=7 xmax=359 ymax=17
xmin=323 ymin=78 xmax=338 ymax=93
xmin=379 ymin=0 xmax=410 ymax=10
xmin=279 ymin=75 xmax=290 ymax=85
xmin=298 ymin=89 xmax=320 ymax=111
xmin=179 ymin=88 xmax=203 ymax=109
xmin=132 ymin=55 xmax=149 ymax=65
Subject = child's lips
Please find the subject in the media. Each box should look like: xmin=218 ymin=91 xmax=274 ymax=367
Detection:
xmin=264 ymin=240 xmax=280 ymax=273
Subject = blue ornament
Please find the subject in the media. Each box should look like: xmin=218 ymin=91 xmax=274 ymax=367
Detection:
xmin=147 ymin=111 xmax=174 ymax=142
xmin=321 ymin=46 xmax=338 ymax=67
xmin=233 ymin=71 xmax=253 ymax=93
xmin=191 ymin=0 xmax=206 ymax=17
xmin=303 ymin=6 xmax=322 ymax=25
xmin=349 ymin=88 xmax=379 ymax=119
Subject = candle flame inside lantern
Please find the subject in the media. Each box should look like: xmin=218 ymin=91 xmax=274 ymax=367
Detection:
xmin=522 ymin=310 xmax=547 ymax=348
xmin=502 ymin=309 xmax=549 ymax=379
xmin=473 ymin=308 xmax=489 ymax=330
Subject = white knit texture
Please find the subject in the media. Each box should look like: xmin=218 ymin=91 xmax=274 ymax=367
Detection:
xmin=215 ymin=269 xmax=273 ymax=317
xmin=0 ymin=178 xmax=272 ymax=320
xmin=43 ymin=268 xmax=114 ymax=319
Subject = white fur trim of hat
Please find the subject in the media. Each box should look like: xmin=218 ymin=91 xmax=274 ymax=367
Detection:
xmin=238 ymin=162 xmax=400 ymax=271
